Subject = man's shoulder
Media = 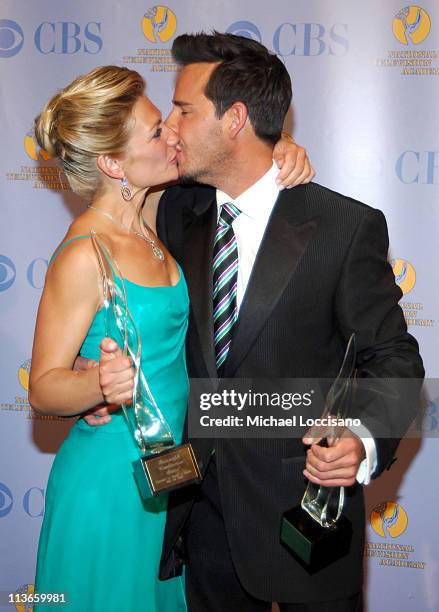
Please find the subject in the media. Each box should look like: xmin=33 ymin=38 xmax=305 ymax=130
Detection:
xmin=304 ymin=182 xmax=378 ymax=217
xmin=160 ymin=182 xmax=215 ymax=214
xmin=277 ymin=182 xmax=388 ymax=246
xmin=284 ymin=181 xmax=386 ymax=232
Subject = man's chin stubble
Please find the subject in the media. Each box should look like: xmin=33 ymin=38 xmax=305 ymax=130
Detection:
xmin=178 ymin=167 xmax=211 ymax=186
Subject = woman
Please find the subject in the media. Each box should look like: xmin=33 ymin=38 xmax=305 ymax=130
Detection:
xmin=30 ymin=65 xmax=187 ymax=612
xmin=29 ymin=65 xmax=311 ymax=611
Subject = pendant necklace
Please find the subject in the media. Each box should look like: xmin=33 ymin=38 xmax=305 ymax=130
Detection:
xmin=87 ymin=205 xmax=165 ymax=261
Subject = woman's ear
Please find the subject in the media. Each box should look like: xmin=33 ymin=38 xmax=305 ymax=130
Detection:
xmin=96 ymin=154 xmax=124 ymax=179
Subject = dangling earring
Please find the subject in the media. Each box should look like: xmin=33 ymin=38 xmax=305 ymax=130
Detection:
xmin=121 ymin=176 xmax=133 ymax=201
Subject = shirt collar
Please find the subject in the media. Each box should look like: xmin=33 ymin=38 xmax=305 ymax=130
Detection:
xmin=216 ymin=161 xmax=280 ymax=221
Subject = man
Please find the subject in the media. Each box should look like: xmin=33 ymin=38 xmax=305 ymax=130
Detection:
xmin=152 ymin=32 xmax=424 ymax=612
xmin=86 ymin=32 xmax=422 ymax=611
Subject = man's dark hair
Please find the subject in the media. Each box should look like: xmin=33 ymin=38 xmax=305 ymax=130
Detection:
xmin=172 ymin=31 xmax=292 ymax=145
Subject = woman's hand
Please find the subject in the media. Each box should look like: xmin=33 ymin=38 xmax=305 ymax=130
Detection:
xmin=273 ymin=133 xmax=315 ymax=189
xmin=99 ymin=337 xmax=135 ymax=406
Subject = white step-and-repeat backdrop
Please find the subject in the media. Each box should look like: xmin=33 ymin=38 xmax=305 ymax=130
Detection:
xmin=1 ymin=2 xmax=438 ymax=610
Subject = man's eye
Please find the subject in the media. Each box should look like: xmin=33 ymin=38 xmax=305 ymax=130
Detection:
xmin=153 ymin=128 xmax=162 ymax=138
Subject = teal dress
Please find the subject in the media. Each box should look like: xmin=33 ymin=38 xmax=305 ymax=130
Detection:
xmin=35 ymin=236 xmax=188 ymax=611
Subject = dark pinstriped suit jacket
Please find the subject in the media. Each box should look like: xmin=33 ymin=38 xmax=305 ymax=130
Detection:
xmin=157 ymin=181 xmax=424 ymax=602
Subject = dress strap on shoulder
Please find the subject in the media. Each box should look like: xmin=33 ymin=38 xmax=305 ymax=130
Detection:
xmin=49 ymin=234 xmax=90 ymax=266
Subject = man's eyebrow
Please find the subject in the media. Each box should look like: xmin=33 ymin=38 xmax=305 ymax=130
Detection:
xmin=172 ymin=100 xmax=193 ymax=107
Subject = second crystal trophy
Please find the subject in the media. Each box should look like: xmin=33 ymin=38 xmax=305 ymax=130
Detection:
xmin=280 ymin=334 xmax=356 ymax=571
xmin=91 ymin=231 xmax=201 ymax=499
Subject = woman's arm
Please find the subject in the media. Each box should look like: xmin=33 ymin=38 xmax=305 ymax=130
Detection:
xmin=29 ymin=241 xmax=133 ymax=416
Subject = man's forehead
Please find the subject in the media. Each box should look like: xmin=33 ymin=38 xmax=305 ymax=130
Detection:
xmin=176 ymin=62 xmax=218 ymax=91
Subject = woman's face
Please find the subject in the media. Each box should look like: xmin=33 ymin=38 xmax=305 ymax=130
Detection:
xmin=122 ymin=95 xmax=178 ymax=188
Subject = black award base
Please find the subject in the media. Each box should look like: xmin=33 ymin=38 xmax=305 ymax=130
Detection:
xmin=280 ymin=505 xmax=352 ymax=573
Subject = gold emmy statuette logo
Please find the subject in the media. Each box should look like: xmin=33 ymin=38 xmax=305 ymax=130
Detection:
xmin=391 ymin=258 xmax=416 ymax=295
xmin=24 ymin=133 xmax=51 ymax=161
xmin=18 ymin=359 xmax=31 ymax=392
xmin=142 ymin=6 xmax=177 ymax=43
xmin=13 ymin=583 xmax=34 ymax=612
xmin=393 ymin=6 xmax=431 ymax=45
xmin=371 ymin=501 xmax=408 ymax=538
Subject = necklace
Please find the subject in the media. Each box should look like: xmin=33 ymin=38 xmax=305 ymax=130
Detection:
xmin=87 ymin=205 xmax=165 ymax=261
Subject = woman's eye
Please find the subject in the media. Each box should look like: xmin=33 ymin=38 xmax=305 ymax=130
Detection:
xmin=153 ymin=128 xmax=162 ymax=138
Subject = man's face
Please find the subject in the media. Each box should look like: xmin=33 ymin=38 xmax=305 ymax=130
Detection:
xmin=165 ymin=63 xmax=230 ymax=185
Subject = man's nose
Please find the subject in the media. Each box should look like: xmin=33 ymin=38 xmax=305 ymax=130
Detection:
xmin=163 ymin=122 xmax=179 ymax=146
xmin=164 ymin=108 xmax=178 ymax=135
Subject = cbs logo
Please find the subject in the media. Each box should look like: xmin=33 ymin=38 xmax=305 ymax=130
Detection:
xmin=0 ymin=20 xmax=24 ymax=58
xmin=226 ymin=19 xmax=349 ymax=56
xmin=0 ymin=482 xmax=45 ymax=518
xmin=0 ymin=19 xmax=102 ymax=57
xmin=0 ymin=255 xmax=48 ymax=292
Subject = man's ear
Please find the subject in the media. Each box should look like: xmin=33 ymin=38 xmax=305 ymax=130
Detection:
xmin=227 ymin=102 xmax=248 ymax=139
xmin=96 ymin=154 xmax=124 ymax=180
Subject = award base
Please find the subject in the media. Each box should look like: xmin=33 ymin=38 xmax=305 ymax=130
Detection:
xmin=133 ymin=442 xmax=202 ymax=499
xmin=280 ymin=505 xmax=352 ymax=573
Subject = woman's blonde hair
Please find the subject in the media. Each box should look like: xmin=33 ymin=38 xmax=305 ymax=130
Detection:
xmin=34 ymin=65 xmax=145 ymax=199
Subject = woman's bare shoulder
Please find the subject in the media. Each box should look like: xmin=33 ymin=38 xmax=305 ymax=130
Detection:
xmin=47 ymin=215 xmax=104 ymax=281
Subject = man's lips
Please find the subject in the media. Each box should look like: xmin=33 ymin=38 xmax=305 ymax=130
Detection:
xmin=175 ymin=148 xmax=185 ymax=165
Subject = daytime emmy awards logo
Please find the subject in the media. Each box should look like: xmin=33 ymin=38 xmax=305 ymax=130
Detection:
xmin=5 ymin=130 xmax=68 ymax=191
xmin=18 ymin=359 xmax=31 ymax=392
xmin=393 ymin=6 xmax=431 ymax=45
xmin=370 ymin=501 xmax=408 ymax=538
xmin=391 ymin=258 xmax=416 ymax=295
xmin=142 ymin=6 xmax=177 ymax=43
xmin=376 ymin=5 xmax=437 ymax=75
xmin=24 ymin=133 xmax=51 ymax=162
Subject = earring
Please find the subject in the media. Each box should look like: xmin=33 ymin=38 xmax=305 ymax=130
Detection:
xmin=121 ymin=177 xmax=133 ymax=201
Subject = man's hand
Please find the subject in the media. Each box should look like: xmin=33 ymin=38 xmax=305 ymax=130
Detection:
xmin=302 ymin=429 xmax=366 ymax=488
xmin=73 ymin=354 xmax=113 ymax=426
xmin=73 ymin=354 xmax=98 ymax=372
xmin=273 ymin=133 xmax=315 ymax=189
xmin=74 ymin=338 xmax=135 ymax=427
xmin=98 ymin=338 xmax=134 ymax=405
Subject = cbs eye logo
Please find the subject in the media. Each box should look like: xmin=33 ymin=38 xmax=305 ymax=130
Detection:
xmin=0 ymin=482 xmax=13 ymax=517
xmin=226 ymin=21 xmax=262 ymax=42
xmin=0 ymin=255 xmax=16 ymax=291
xmin=0 ymin=19 xmax=24 ymax=58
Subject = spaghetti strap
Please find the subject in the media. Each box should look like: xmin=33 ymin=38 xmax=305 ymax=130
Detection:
xmin=49 ymin=234 xmax=90 ymax=266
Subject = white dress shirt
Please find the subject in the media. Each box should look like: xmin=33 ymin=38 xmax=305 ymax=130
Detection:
xmin=216 ymin=161 xmax=377 ymax=484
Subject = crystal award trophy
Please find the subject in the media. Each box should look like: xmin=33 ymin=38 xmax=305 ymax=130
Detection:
xmin=280 ymin=334 xmax=356 ymax=571
xmin=90 ymin=231 xmax=201 ymax=499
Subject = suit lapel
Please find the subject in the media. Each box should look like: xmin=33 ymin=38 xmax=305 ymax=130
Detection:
xmin=180 ymin=198 xmax=218 ymax=379
xmin=223 ymin=186 xmax=320 ymax=377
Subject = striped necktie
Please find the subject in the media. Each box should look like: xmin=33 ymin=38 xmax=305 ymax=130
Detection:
xmin=213 ymin=202 xmax=241 ymax=374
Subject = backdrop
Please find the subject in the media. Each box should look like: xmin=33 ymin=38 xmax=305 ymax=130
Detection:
xmin=1 ymin=1 xmax=438 ymax=610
